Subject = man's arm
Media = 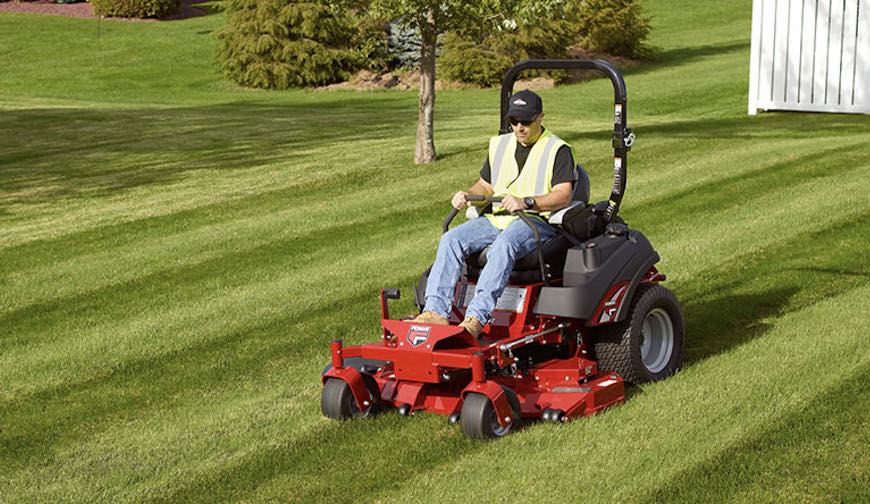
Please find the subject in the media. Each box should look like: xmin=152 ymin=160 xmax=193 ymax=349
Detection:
xmin=530 ymin=182 xmax=573 ymax=211
xmin=452 ymin=178 xmax=494 ymax=209
xmin=500 ymin=182 xmax=573 ymax=213
xmin=501 ymin=143 xmax=575 ymax=213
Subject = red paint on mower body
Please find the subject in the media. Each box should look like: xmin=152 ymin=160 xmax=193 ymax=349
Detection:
xmin=322 ymin=280 xmax=631 ymax=428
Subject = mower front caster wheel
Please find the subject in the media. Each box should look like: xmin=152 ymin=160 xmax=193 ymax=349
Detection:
xmin=460 ymin=386 xmax=522 ymax=439
xmin=320 ymin=378 xmax=376 ymax=420
xmin=541 ymin=409 xmax=566 ymax=423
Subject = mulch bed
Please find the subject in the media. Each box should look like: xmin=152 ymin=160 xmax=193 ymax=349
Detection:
xmin=0 ymin=0 xmax=207 ymax=21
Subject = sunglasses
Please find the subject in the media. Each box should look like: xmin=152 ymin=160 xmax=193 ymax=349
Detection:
xmin=509 ymin=117 xmax=537 ymax=127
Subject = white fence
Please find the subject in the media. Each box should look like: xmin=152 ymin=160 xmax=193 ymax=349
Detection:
xmin=748 ymin=0 xmax=870 ymax=114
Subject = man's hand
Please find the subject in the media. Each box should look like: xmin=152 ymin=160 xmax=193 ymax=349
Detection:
xmin=500 ymin=195 xmax=527 ymax=213
xmin=451 ymin=191 xmax=469 ymax=210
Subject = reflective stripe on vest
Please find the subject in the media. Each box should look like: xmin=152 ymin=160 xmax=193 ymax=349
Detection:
xmin=486 ymin=130 xmax=567 ymax=230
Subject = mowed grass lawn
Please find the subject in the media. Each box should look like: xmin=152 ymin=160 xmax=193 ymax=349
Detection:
xmin=1 ymin=1 xmax=869 ymax=502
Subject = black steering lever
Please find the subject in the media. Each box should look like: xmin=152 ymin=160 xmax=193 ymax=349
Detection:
xmin=441 ymin=195 xmax=550 ymax=284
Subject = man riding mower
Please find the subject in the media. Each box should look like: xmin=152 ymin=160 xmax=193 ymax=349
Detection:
xmin=320 ymin=60 xmax=685 ymax=439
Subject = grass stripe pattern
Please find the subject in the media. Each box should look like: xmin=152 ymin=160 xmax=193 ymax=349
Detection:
xmin=0 ymin=0 xmax=868 ymax=502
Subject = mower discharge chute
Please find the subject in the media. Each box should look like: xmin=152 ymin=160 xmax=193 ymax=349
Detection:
xmin=321 ymin=60 xmax=685 ymax=439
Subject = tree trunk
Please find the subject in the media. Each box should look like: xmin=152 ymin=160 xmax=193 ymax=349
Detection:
xmin=415 ymin=8 xmax=437 ymax=164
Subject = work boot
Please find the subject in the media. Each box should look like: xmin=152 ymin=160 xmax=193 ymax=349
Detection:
xmin=459 ymin=316 xmax=484 ymax=338
xmin=412 ymin=311 xmax=449 ymax=325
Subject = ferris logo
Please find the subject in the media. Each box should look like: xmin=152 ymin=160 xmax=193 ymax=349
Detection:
xmin=599 ymin=285 xmax=628 ymax=323
xmin=406 ymin=325 xmax=431 ymax=347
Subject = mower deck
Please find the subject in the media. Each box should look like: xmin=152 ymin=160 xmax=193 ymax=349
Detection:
xmin=372 ymin=355 xmax=625 ymax=420
xmin=324 ymin=309 xmax=625 ymax=427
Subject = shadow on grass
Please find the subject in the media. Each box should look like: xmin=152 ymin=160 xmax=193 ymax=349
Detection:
xmin=2 ymin=216 xmax=866 ymax=501
xmin=650 ymin=40 xmax=751 ymax=67
xmin=0 ymin=96 xmax=417 ymax=203
xmin=679 ymin=216 xmax=870 ymax=365
xmin=0 ymin=153 xmax=428 ymax=273
xmin=559 ymin=107 xmax=870 ymax=147
xmin=791 ymin=266 xmax=870 ymax=278
xmin=638 ymin=110 xmax=870 ymax=139
xmin=434 ymin=145 xmax=487 ymax=162
xmin=637 ymin=363 xmax=870 ymax=503
xmin=627 ymin=39 xmax=750 ymax=80
xmin=157 ymin=0 xmax=221 ymax=22
xmin=0 ymin=199 xmax=433 ymax=350
xmin=2 ymin=89 xmax=868 ymax=498
xmin=0 ymin=203 xmax=439 ymax=469
xmin=0 ymin=269 xmax=423 ymax=472
xmin=634 ymin=143 xmax=869 ymax=239
xmin=152 ymin=411 xmax=482 ymax=503
xmin=681 ymin=287 xmax=797 ymax=364
xmin=509 ymin=40 xmax=749 ymax=91
xmin=150 ymin=212 xmax=870 ymax=501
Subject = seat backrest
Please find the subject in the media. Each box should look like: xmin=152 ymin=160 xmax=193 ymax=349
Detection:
xmin=573 ymin=164 xmax=590 ymax=204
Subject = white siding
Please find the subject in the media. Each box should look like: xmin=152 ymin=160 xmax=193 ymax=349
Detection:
xmin=786 ymin=0 xmax=804 ymax=102
xmin=856 ymin=0 xmax=870 ymax=105
xmin=773 ymin=0 xmax=791 ymax=101
xmin=840 ymin=0 xmax=859 ymax=102
xmin=749 ymin=0 xmax=870 ymax=114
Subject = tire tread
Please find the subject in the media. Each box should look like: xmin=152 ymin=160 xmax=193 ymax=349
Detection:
xmin=591 ymin=283 xmax=684 ymax=384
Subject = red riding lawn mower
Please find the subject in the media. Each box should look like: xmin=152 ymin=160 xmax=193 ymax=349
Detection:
xmin=321 ymin=60 xmax=685 ymax=439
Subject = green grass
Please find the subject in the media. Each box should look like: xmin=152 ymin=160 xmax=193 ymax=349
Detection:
xmin=1 ymin=1 xmax=869 ymax=502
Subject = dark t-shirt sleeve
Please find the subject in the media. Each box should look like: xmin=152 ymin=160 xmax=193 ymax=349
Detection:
xmin=551 ymin=145 xmax=576 ymax=187
xmin=480 ymin=144 xmax=574 ymax=187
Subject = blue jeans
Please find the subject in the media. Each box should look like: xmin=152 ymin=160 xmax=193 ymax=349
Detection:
xmin=423 ymin=216 xmax=556 ymax=323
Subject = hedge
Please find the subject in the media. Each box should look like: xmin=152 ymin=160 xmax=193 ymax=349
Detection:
xmin=91 ymin=0 xmax=181 ymax=18
xmin=218 ymin=0 xmax=388 ymax=89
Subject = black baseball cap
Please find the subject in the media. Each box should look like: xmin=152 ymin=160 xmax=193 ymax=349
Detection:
xmin=506 ymin=90 xmax=543 ymax=122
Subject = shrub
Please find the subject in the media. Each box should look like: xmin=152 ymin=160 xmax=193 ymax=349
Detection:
xmin=575 ymin=0 xmax=652 ymax=58
xmin=440 ymin=7 xmax=579 ymax=87
xmin=440 ymin=0 xmax=653 ymax=86
xmin=438 ymin=33 xmax=512 ymax=87
xmin=91 ymin=0 xmax=180 ymax=18
xmin=386 ymin=22 xmax=421 ymax=70
xmin=352 ymin=16 xmax=392 ymax=73
xmin=385 ymin=20 xmax=440 ymax=71
xmin=218 ymin=0 xmax=383 ymax=89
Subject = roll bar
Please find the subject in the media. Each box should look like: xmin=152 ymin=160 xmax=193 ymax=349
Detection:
xmin=500 ymin=60 xmax=634 ymax=223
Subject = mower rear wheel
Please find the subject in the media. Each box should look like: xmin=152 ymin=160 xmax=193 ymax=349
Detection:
xmin=460 ymin=386 xmax=521 ymax=439
xmin=320 ymin=378 xmax=375 ymax=420
xmin=591 ymin=284 xmax=684 ymax=384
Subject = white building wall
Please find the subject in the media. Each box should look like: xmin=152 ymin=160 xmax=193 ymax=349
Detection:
xmin=749 ymin=0 xmax=870 ymax=114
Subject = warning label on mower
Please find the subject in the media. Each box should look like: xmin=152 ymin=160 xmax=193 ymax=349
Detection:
xmin=406 ymin=325 xmax=431 ymax=347
xmin=460 ymin=285 xmax=526 ymax=313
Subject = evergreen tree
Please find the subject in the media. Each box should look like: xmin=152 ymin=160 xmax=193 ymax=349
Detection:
xmin=218 ymin=0 xmax=363 ymax=88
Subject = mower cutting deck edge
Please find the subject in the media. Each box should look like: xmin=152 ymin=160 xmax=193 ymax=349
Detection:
xmin=320 ymin=59 xmax=685 ymax=439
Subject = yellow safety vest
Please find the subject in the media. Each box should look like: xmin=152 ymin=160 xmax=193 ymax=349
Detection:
xmin=486 ymin=129 xmax=569 ymax=230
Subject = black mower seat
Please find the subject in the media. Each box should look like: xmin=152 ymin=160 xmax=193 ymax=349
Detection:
xmin=465 ymin=164 xmax=591 ymax=284
xmin=466 ymin=234 xmax=574 ymax=283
